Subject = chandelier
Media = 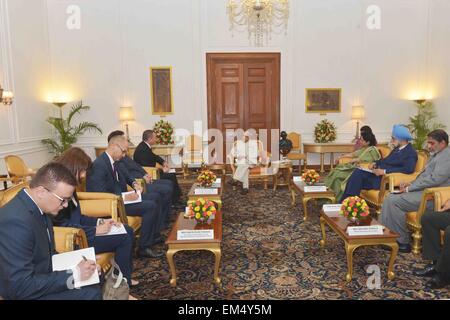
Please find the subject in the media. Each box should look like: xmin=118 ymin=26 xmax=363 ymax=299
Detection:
xmin=227 ymin=0 xmax=290 ymax=46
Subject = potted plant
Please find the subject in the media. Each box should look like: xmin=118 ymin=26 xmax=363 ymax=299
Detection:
xmin=407 ymin=100 xmax=446 ymax=150
xmin=301 ymin=169 xmax=320 ymax=186
xmin=197 ymin=170 xmax=217 ymax=188
xmin=41 ymin=101 xmax=102 ymax=155
xmin=314 ymin=119 xmax=337 ymax=143
xmin=153 ymin=120 xmax=174 ymax=145
xmin=340 ymin=196 xmax=370 ymax=224
xmin=186 ymin=198 xmax=217 ymax=224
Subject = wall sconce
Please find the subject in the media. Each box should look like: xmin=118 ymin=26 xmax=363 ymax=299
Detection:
xmin=351 ymin=105 xmax=365 ymax=141
xmin=0 ymin=85 xmax=14 ymax=105
xmin=119 ymin=106 xmax=135 ymax=146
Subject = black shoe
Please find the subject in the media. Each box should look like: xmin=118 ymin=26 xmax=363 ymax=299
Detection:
xmin=414 ymin=263 xmax=437 ymax=277
xmin=153 ymin=236 xmax=165 ymax=245
xmin=228 ymin=179 xmax=238 ymax=187
xmin=426 ymin=274 xmax=450 ymax=289
xmin=397 ymin=242 xmax=411 ymax=254
xmin=138 ymin=248 xmax=164 ymax=259
xmin=241 ymin=188 xmax=249 ymax=195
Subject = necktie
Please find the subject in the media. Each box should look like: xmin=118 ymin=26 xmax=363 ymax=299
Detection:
xmin=113 ymin=162 xmax=119 ymax=181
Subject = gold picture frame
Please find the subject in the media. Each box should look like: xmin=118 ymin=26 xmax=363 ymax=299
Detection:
xmin=150 ymin=67 xmax=174 ymax=116
xmin=305 ymin=88 xmax=341 ymax=114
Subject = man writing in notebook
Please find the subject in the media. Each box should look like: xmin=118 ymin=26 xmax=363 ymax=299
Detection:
xmin=0 ymin=163 xmax=101 ymax=300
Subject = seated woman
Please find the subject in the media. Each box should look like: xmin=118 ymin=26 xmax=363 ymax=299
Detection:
xmin=354 ymin=125 xmax=373 ymax=151
xmin=51 ymin=147 xmax=139 ymax=296
xmin=325 ymin=131 xmax=380 ymax=200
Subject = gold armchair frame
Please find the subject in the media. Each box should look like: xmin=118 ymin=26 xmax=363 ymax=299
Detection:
xmin=361 ymin=151 xmax=428 ymax=216
xmin=4 ymin=155 xmax=36 ymax=184
xmin=406 ymin=186 xmax=450 ymax=254
xmin=286 ymin=132 xmax=307 ymax=173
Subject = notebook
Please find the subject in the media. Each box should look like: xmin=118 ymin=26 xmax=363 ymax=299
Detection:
xmin=52 ymin=247 xmax=100 ymax=288
xmin=122 ymin=190 xmax=142 ymax=205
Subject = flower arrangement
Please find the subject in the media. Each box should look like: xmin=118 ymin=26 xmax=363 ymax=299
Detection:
xmin=197 ymin=170 xmax=217 ymax=188
xmin=314 ymin=119 xmax=337 ymax=143
xmin=153 ymin=120 xmax=174 ymax=145
xmin=301 ymin=169 xmax=320 ymax=186
xmin=187 ymin=198 xmax=217 ymax=224
xmin=340 ymin=196 xmax=370 ymax=223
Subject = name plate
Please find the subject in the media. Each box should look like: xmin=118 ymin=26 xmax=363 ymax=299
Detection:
xmin=323 ymin=204 xmax=342 ymax=212
xmin=188 ymin=163 xmax=202 ymax=168
xmin=169 ymin=169 xmax=176 ymax=173
xmin=177 ymin=230 xmax=214 ymax=240
xmin=347 ymin=225 xmax=384 ymax=236
xmin=195 ymin=188 xmax=218 ymax=195
xmin=304 ymin=186 xmax=327 ymax=192
xmin=293 ymin=176 xmax=303 ymax=183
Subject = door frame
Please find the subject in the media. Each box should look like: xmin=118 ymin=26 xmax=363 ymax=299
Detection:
xmin=206 ymin=52 xmax=281 ymax=160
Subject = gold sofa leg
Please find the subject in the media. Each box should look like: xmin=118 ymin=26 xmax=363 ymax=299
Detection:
xmin=411 ymin=229 xmax=422 ymax=255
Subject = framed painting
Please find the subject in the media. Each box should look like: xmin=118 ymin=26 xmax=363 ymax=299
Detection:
xmin=150 ymin=67 xmax=174 ymax=116
xmin=305 ymin=88 xmax=341 ymax=114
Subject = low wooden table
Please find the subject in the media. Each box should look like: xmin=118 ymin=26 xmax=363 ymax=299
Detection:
xmin=320 ymin=209 xmax=399 ymax=282
xmin=187 ymin=183 xmax=223 ymax=210
xmin=272 ymin=160 xmax=293 ymax=191
xmin=292 ymin=181 xmax=335 ymax=220
xmin=165 ymin=212 xmax=222 ymax=287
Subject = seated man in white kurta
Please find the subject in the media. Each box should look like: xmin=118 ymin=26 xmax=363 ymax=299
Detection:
xmin=229 ymin=131 xmax=267 ymax=195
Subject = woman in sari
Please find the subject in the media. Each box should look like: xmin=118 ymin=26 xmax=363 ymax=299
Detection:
xmin=325 ymin=131 xmax=380 ymax=200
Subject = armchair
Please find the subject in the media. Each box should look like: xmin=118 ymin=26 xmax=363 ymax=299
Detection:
xmin=286 ymin=132 xmax=307 ymax=173
xmin=4 ymin=155 xmax=36 ymax=184
xmin=227 ymin=140 xmax=275 ymax=190
xmin=182 ymin=134 xmax=204 ymax=178
xmin=406 ymin=186 xmax=450 ymax=254
xmin=360 ymin=150 xmax=428 ymax=216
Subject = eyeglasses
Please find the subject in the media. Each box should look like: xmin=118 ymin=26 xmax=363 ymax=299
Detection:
xmin=115 ymin=144 xmax=127 ymax=155
xmin=43 ymin=187 xmax=72 ymax=206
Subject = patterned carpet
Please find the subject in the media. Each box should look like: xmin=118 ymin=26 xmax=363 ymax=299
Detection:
xmin=131 ymin=178 xmax=450 ymax=300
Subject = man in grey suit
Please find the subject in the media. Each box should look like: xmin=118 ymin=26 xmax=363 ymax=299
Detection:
xmin=380 ymin=130 xmax=450 ymax=253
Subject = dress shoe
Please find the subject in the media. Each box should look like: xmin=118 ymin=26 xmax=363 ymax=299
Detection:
xmin=137 ymin=248 xmax=164 ymax=259
xmin=426 ymin=273 xmax=450 ymax=289
xmin=241 ymin=188 xmax=249 ymax=195
xmin=414 ymin=263 xmax=436 ymax=277
xmin=152 ymin=236 xmax=165 ymax=245
xmin=397 ymin=242 xmax=411 ymax=253
xmin=228 ymin=179 xmax=238 ymax=187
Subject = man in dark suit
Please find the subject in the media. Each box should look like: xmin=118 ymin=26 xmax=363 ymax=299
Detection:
xmin=340 ymin=124 xmax=418 ymax=202
xmin=0 ymin=163 xmax=101 ymax=300
xmin=107 ymin=131 xmax=174 ymax=223
xmin=86 ymin=135 xmax=164 ymax=258
xmin=134 ymin=130 xmax=182 ymax=203
xmin=415 ymin=198 xmax=450 ymax=289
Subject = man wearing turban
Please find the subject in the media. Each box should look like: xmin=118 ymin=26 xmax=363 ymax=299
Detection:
xmin=339 ymin=124 xmax=418 ymax=203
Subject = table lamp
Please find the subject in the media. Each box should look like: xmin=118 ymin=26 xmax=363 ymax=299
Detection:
xmin=351 ymin=105 xmax=365 ymax=141
xmin=119 ymin=106 xmax=135 ymax=146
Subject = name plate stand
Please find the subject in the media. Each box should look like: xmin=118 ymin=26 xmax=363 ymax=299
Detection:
xmin=347 ymin=225 xmax=384 ymax=236
xmin=177 ymin=230 xmax=214 ymax=240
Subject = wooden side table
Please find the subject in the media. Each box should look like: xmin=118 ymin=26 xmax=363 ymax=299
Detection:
xmin=320 ymin=209 xmax=399 ymax=282
xmin=292 ymin=180 xmax=335 ymax=220
xmin=165 ymin=212 xmax=222 ymax=287
xmin=303 ymin=143 xmax=354 ymax=173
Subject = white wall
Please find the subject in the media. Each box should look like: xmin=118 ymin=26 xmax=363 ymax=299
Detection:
xmin=0 ymin=0 xmax=53 ymax=174
xmin=429 ymin=0 xmax=450 ymax=129
xmin=2 ymin=0 xmax=448 ymax=169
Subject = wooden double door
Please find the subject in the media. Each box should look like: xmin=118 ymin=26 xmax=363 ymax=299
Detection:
xmin=207 ymin=53 xmax=280 ymax=163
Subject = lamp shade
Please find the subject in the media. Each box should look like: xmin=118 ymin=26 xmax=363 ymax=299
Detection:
xmin=119 ymin=106 xmax=135 ymax=122
xmin=351 ymin=105 xmax=365 ymax=120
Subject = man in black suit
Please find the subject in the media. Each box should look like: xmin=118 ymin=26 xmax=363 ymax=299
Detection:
xmin=0 ymin=163 xmax=101 ymax=300
xmin=134 ymin=130 xmax=181 ymax=203
xmin=107 ymin=131 xmax=174 ymax=222
xmin=414 ymin=198 xmax=450 ymax=289
xmin=86 ymin=135 xmax=164 ymax=258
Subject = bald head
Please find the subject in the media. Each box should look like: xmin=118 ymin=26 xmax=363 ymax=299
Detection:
xmin=107 ymin=135 xmax=128 ymax=161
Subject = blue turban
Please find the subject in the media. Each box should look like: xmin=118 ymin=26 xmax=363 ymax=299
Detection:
xmin=392 ymin=124 xmax=413 ymax=141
